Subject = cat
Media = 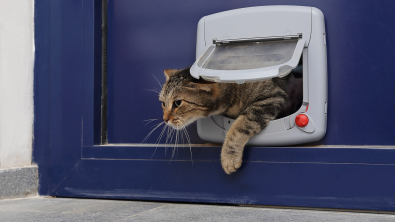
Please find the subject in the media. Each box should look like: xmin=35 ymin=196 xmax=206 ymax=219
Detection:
xmin=159 ymin=67 xmax=299 ymax=174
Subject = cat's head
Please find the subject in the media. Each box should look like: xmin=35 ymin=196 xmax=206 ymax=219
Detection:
xmin=159 ymin=68 xmax=219 ymax=129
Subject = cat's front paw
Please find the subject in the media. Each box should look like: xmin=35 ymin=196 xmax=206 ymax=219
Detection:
xmin=221 ymin=151 xmax=242 ymax=174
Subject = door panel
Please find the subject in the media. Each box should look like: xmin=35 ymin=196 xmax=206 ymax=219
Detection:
xmin=34 ymin=0 xmax=395 ymax=211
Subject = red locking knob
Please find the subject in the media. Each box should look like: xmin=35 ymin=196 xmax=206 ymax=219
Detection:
xmin=295 ymin=114 xmax=309 ymax=127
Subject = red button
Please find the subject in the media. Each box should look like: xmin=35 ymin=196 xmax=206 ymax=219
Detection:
xmin=295 ymin=114 xmax=309 ymax=127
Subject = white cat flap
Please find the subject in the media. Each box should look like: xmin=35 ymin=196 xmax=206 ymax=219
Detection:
xmin=190 ymin=35 xmax=305 ymax=83
xmin=191 ymin=6 xmax=327 ymax=146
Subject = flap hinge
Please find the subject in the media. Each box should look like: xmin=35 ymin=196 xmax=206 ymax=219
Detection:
xmin=213 ymin=33 xmax=302 ymax=44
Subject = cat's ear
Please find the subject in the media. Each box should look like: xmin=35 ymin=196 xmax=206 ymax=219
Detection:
xmin=164 ymin=69 xmax=178 ymax=80
xmin=185 ymin=79 xmax=217 ymax=93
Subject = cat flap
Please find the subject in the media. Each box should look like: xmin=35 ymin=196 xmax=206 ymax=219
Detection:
xmin=190 ymin=35 xmax=305 ymax=83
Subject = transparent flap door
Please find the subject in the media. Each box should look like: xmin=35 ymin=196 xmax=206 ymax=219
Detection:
xmin=190 ymin=38 xmax=305 ymax=83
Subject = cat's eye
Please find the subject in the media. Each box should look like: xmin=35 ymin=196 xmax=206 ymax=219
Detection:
xmin=162 ymin=102 xmax=165 ymax=108
xmin=173 ymin=100 xmax=182 ymax=107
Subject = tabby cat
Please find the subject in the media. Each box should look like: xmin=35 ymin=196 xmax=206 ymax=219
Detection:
xmin=159 ymin=67 xmax=294 ymax=174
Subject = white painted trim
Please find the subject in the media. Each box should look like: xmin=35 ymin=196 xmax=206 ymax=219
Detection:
xmin=0 ymin=0 xmax=34 ymax=169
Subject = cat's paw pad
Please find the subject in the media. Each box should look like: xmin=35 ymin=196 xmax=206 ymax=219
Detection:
xmin=221 ymin=152 xmax=242 ymax=174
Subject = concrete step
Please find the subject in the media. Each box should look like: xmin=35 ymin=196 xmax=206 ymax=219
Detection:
xmin=1 ymin=197 xmax=395 ymax=222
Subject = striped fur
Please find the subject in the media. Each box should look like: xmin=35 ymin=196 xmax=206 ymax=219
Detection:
xmin=160 ymin=67 xmax=290 ymax=174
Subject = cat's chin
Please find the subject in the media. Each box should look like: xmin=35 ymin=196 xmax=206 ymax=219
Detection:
xmin=167 ymin=123 xmax=183 ymax=130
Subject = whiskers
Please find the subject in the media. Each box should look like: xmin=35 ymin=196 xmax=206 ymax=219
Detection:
xmin=143 ymin=89 xmax=161 ymax=94
xmin=181 ymin=123 xmax=193 ymax=165
xmin=143 ymin=118 xmax=159 ymax=127
xmin=143 ymin=75 xmax=164 ymax=95
xmin=152 ymin=75 xmax=163 ymax=90
xmin=142 ymin=119 xmax=193 ymax=163
xmin=141 ymin=121 xmax=165 ymax=144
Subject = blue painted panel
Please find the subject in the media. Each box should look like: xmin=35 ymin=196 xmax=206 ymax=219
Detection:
xmin=47 ymin=0 xmax=85 ymax=192
xmin=82 ymin=0 xmax=103 ymax=146
xmin=106 ymin=0 xmax=206 ymax=144
xmin=51 ymin=160 xmax=395 ymax=211
xmin=107 ymin=0 xmax=395 ymax=145
xmin=33 ymin=0 xmax=51 ymax=195
xmin=34 ymin=0 xmax=101 ymax=195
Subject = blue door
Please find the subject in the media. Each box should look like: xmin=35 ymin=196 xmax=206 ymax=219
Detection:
xmin=34 ymin=0 xmax=395 ymax=211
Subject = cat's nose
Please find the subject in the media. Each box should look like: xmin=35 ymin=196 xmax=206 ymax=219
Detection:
xmin=163 ymin=112 xmax=171 ymax=123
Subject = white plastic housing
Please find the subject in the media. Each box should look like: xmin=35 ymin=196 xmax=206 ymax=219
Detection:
xmin=194 ymin=6 xmax=327 ymax=146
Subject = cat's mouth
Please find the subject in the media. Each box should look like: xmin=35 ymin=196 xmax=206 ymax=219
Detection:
xmin=166 ymin=118 xmax=184 ymax=130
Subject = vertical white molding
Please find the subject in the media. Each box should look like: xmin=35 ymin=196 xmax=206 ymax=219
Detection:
xmin=0 ymin=0 xmax=34 ymax=169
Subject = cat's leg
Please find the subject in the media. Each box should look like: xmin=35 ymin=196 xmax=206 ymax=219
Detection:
xmin=221 ymin=100 xmax=285 ymax=174
xmin=221 ymin=115 xmax=260 ymax=174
